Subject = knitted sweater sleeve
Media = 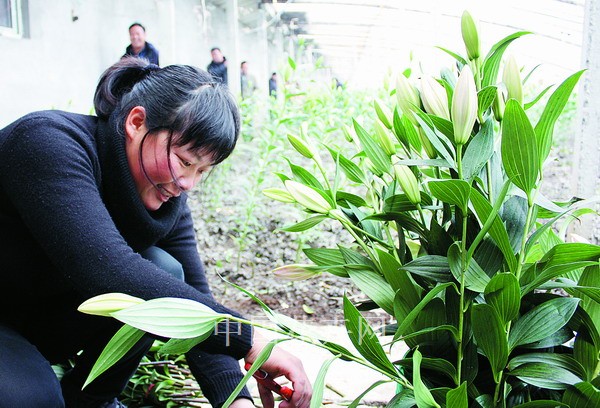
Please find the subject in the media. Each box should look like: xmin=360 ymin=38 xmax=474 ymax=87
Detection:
xmin=0 ymin=114 xmax=252 ymax=360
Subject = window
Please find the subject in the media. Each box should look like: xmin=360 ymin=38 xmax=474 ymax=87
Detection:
xmin=0 ymin=0 xmax=26 ymax=38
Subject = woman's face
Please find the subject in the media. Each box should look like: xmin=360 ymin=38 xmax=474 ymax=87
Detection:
xmin=125 ymin=107 xmax=213 ymax=211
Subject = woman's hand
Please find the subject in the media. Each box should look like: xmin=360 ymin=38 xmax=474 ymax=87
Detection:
xmin=244 ymin=332 xmax=312 ymax=408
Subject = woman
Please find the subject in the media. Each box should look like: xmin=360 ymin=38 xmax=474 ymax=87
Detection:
xmin=0 ymin=58 xmax=311 ymax=408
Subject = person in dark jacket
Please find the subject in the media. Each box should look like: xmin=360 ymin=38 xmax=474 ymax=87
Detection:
xmin=123 ymin=22 xmax=160 ymax=66
xmin=207 ymin=47 xmax=228 ymax=85
xmin=0 ymin=57 xmax=311 ymax=408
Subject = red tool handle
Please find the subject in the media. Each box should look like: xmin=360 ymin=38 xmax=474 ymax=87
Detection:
xmin=244 ymin=362 xmax=294 ymax=401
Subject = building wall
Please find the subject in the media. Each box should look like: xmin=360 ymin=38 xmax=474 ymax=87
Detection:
xmin=0 ymin=0 xmax=283 ymax=127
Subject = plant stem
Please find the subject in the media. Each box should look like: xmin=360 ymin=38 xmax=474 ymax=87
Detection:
xmin=486 ymin=162 xmax=494 ymax=201
xmin=515 ymin=190 xmax=537 ymax=280
xmin=456 ymin=143 xmax=467 ymax=385
xmin=233 ymin=317 xmax=413 ymax=389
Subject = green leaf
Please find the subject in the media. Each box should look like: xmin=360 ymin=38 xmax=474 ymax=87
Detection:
xmin=508 ymin=352 xmax=587 ymax=380
xmin=339 ymin=246 xmax=376 ymax=270
xmin=445 ymin=382 xmax=468 ymax=408
xmin=522 ymin=261 xmax=597 ymax=295
xmin=326 ymin=146 xmax=367 ymax=184
xmin=83 ymin=325 xmax=145 ymax=388
xmin=310 ymin=357 xmax=339 ymax=408
xmin=477 ymin=86 xmax=498 ymax=117
xmin=287 ymin=160 xmax=324 ymax=190
xmin=111 ymin=298 xmax=225 ymax=339
xmin=501 ymin=99 xmax=540 ymax=195
xmin=524 ymin=84 xmax=553 ymax=110
xmin=482 ymin=31 xmax=532 ymax=88
xmin=435 ymin=46 xmax=468 ymax=66
xmin=578 ymin=265 xmax=600 ymax=329
xmin=428 ymin=115 xmax=454 ymax=142
xmin=472 ymin=304 xmax=509 ymax=379
xmin=514 ymin=401 xmax=569 ymax=408
xmin=394 ymin=283 xmax=454 ymax=338
xmin=288 ymin=56 xmax=296 ymax=70
xmin=280 ymin=215 xmax=328 ymax=232
xmin=414 ymin=113 xmax=456 ymax=168
xmin=535 ymin=70 xmax=585 ymax=165
xmin=222 ymin=339 xmax=284 ymax=408
xmin=304 ymin=248 xmax=345 ymax=266
xmin=158 ymin=331 xmax=213 ymax=354
xmin=393 ymin=108 xmax=422 ymax=150
xmin=347 ymin=380 xmax=392 ymax=408
xmin=484 ymin=273 xmax=520 ymax=324
xmin=509 ymin=297 xmax=580 ymax=351
xmin=462 ymin=119 xmax=495 ymax=183
xmin=376 ymin=249 xmax=420 ymax=307
xmin=343 ymin=295 xmax=398 ymax=378
xmin=448 ymin=243 xmax=490 ymax=293
xmin=348 ymin=268 xmax=396 ymax=315
xmin=336 ymin=191 xmax=368 ymax=208
xmin=541 ymin=243 xmax=600 ymax=269
xmin=353 ymin=119 xmax=392 ymax=176
xmin=413 ymin=349 xmax=441 ymax=408
xmin=399 ymin=256 xmax=453 ymax=282
xmin=470 ymin=189 xmax=518 ymax=273
xmin=428 ymin=180 xmax=471 ymax=213
xmin=395 ymin=357 xmax=457 ymax=383
xmin=562 ymin=382 xmax=600 ymax=407
xmin=508 ymin=363 xmax=582 ymax=390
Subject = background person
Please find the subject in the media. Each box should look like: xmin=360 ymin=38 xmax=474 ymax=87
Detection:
xmin=207 ymin=47 xmax=228 ymax=85
xmin=0 ymin=57 xmax=311 ymax=408
xmin=123 ymin=22 xmax=159 ymax=66
xmin=240 ymin=61 xmax=257 ymax=99
xmin=269 ymin=72 xmax=278 ymax=97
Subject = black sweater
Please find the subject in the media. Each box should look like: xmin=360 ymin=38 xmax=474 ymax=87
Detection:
xmin=0 ymin=110 xmax=252 ymax=406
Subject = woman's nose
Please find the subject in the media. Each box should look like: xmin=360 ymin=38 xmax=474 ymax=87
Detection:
xmin=178 ymin=173 xmax=201 ymax=192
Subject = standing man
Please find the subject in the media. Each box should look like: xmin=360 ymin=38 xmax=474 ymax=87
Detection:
xmin=123 ymin=22 xmax=160 ymax=66
xmin=240 ymin=61 xmax=257 ymax=99
xmin=269 ymin=72 xmax=278 ymax=97
xmin=207 ymin=47 xmax=228 ymax=85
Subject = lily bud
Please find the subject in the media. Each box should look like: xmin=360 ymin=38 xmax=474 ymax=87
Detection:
xmin=492 ymin=87 xmax=506 ymax=122
xmin=273 ymin=264 xmax=320 ymax=281
xmin=461 ymin=11 xmax=480 ymax=60
xmin=342 ymin=124 xmax=355 ymax=143
xmin=502 ymin=55 xmax=523 ymax=106
xmin=451 ymin=65 xmax=478 ymax=145
xmin=394 ymin=164 xmax=421 ymax=205
xmin=287 ymin=134 xmax=315 ymax=159
xmin=419 ymin=128 xmax=437 ymax=159
xmin=374 ymin=99 xmax=393 ymax=129
xmin=374 ymin=119 xmax=396 ymax=156
xmin=285 ymin=180 xmax=333 ymax=214
xmin=78 ymin=293 xmax=144 ymax=317
xmin=420 ymin=76 xmax=450 ymax=120
xmin=263 ymin=188 xmax=296 ymax=203
xmin=396 ymin=74 xmax=421 ymax=125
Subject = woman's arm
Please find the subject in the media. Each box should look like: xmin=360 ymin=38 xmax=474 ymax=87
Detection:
xmin=0 ymin=113 xmax=251 ymax=359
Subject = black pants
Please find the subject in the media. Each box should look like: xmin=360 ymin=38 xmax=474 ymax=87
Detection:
xmin=0 ymin=247 xmax=184 ymax=408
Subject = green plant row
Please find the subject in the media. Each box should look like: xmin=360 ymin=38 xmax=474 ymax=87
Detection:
xmin=264 ymin=11 xmax=599 ymax=407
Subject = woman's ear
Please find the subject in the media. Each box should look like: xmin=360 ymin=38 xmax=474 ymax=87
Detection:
xmin=124 ymin=106 xmax=147 ymax=141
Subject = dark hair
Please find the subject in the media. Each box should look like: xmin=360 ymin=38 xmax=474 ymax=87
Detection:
xmin=241 ymin=61 xmax=247 ymax=67
xmin=210 ymin=47 xmax=221 ymax=52
xmin=129 ymin=22 xmax=146 ymax=32
xmin=94 ymin=57 xmax=240 ymax=168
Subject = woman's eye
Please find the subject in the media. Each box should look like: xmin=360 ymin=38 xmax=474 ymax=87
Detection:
xmin=182 ymin=160 xmax=192 ymax=167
